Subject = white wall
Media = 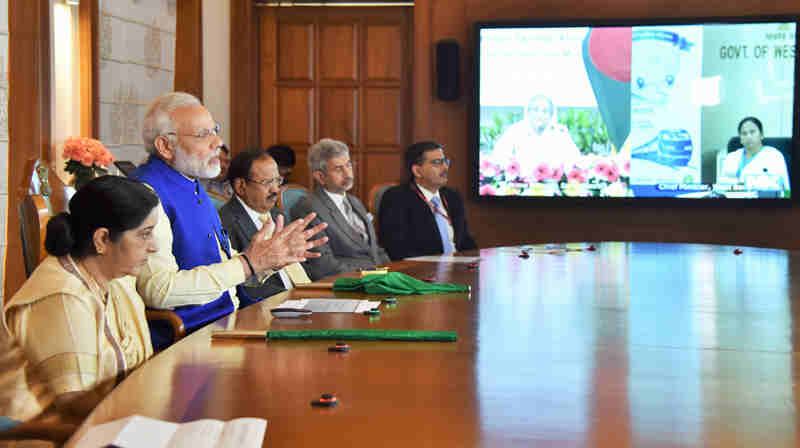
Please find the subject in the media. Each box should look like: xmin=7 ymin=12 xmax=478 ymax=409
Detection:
xmin=51 ymin=1 xmax=81 ymax=184
xmin=97 ymin=0 xmax=176 ymax=165
xmin=202 ymin=0 xmax=230 ymax=144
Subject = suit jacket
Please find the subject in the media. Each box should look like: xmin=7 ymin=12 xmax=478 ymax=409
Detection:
xmin=219 ymin=197 xmax=287 ymax=298
xmin=219 ymin=197 xmax=284 ymax=253
xmin=378 ymin=182 xmax=477 ymax=260
xmin=290 ymin=186 xmax=390 ymax=280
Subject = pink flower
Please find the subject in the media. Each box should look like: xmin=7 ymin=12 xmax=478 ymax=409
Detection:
xmin=506 ymin=159 xmax=521 ymax=179
xmin=480 ymin=159 xmax=498 ymax=177
xmin=63 ymin=136 xmax=114 ymax=168
xmin=605 ymin=164 xmax=620 ymax=182
xmin=623 ymin=159 xmax=630 ymax=175
xmin=567 ymin=167 xmax=586 ymax=183
xmin=533 ymin=163 xmax=552 ymax=182
xmin=80 ymin=153 xmax=94 ymax=167
xmin=479 ymin=184 xmax=497 ymax=196
xmin=594 ymin=161 xmax=610 ymax=177
xmin=550 ymin=166 xmax=564 ymax=181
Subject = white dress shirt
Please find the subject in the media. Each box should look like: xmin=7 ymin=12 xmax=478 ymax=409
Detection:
xmin=235 ymin=195 xmax=275 ymax=235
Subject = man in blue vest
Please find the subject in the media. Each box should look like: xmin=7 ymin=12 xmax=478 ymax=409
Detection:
xmin=132 ymin=92 xmax=327 ymax=350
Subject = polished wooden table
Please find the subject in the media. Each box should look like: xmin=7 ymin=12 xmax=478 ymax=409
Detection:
xmin=67 ymin=243 xmax=800 ymax=447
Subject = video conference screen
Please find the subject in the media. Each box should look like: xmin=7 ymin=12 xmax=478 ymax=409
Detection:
xmin=475 ymin=17 xmax=799 ymax=200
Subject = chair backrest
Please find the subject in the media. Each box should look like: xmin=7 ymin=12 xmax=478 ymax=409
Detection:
xmin=367 ymin=182 xmax=398 ymax=241
xmin=19 ymin=194 xmax=51 ymax=277
xmin=206 ymin=191 xmax=229 ymax=211
xmin=727 ymin=136 xmax=792 ymax=169
xmin=279 ymin=183 xmax=311 ymax=220
xmin=0 ymin=333 xmax=75 ymax=444
xmin=368 ymin=182 xmax=398 ymax=217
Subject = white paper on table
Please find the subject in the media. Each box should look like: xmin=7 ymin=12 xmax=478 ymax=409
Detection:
xmin=280 ymin=298 xmax=381 ymax=313
xmin=353 ymin=300 xmax=381 ymax=313
xmin=76 ymin=415 xmax=267 ymax=448
xmin=404 ymin=255 xmax=482 ymax=263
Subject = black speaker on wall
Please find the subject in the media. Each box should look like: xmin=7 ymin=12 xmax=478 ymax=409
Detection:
xmin=436 ymin=40 xmax=460 ymax=101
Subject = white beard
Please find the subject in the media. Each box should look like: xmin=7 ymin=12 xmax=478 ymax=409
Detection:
xmin=173 ymin=144 xmax=221 ymax=179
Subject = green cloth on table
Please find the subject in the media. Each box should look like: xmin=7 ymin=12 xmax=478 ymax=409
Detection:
xmin=267 ymin=329 xmax=457 ymax=342
xmin=333 ymin=272 xmax=469 ymax=295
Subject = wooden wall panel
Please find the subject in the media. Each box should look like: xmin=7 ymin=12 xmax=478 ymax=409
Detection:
xmin=291 ymin=147 xmax=312 ymax=187
xmin=364 ymin=88 xmax=401 ymax=146
xmin=259 ymin=7 xmax=277 ymax=147
xmin=319 ymin=88 xmax=358 ymax=146
xmin=278 ymin=87 xmax=313 ymax=145
xmin=363 ymin=152 xmax=406 ymax=190
xmin=412 ymin=1 xmax=433 ymax=141
xmin=175 ymin=0 xmax=203 ymax=98
xmin=230 ymin=0 xmax=261 ymax=154
xmin=365 ymin=24 xmax=403 ymax=81
xmin=412 ymin=0 xmax=800 ymax=250
xmin=79 ymin=0 xmax=98 ymax=139
xmin=6 ymin=0 xmax=51 ymax=299
xmin=260 ymin=6 xmax=411 ymax=206
xmin=319 ymin=24 xmax=357 ymax=81
xmin=278 ymin=23 xmax=314 ymax=81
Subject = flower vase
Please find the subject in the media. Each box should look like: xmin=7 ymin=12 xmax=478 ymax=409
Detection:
xmin=71 ymin=166 xmax=107 ymax=191
xmin=73 ymin=173 xmax=95 ymax=191
xmin=62 ymin=136 xmax=115 ymax=191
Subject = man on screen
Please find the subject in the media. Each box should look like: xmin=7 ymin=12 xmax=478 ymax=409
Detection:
xmin=378 ymin=141 xmax=477 ymax=260
xmin=491 ymin=94 xmax=582 ymax=176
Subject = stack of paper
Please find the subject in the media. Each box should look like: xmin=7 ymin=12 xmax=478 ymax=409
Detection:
xmin=405 ymin=255 xmax=481 ymax=262
xmin=281 ymin=298 xmax=380 ymax=313
xmin=75 ymin=415 xmax=267 ymax=448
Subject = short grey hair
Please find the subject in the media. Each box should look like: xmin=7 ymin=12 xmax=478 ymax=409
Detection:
xmin=141 ymin=92 xmax=202 ymax=154
xmin=308 ymin=138 xmax=350 ymax=173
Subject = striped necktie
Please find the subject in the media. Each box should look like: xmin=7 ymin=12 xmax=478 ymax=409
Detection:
xmin=342 ymin=197 xmax=368 ymax=242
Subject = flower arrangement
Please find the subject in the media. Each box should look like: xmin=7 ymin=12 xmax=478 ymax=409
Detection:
xmin=479 ymin=154 xmax=631 ymax=198
xmin=63 ymin=137 xmax=115 ymax=190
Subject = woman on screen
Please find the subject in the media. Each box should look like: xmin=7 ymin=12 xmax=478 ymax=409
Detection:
xmin=3 ymin=176 xmax=159 ymax=423
xmin=491 ymin=94 xmax=582 ymax=179
xmin=720 ymin=116 xmax=790 ymax=191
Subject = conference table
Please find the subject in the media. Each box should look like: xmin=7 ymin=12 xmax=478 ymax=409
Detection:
xmin=66 ymin=243 xmax=800 ymax=447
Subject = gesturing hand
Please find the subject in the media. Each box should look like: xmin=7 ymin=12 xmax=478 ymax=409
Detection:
xmin=243 ymin=212 xmax=328 ymax=274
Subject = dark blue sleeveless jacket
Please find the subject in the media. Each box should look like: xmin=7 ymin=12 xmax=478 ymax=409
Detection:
xmin=132 ymin=157 xmax=236 ymax=344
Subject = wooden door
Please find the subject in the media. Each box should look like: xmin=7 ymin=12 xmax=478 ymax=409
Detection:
xmin=259 ymin=6 xmax=411 ymax=203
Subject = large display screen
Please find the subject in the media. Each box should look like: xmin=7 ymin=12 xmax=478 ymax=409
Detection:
xmin=474 ymin=17 xmax=799 ymax=201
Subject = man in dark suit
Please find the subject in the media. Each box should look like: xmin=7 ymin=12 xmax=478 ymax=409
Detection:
xmin=220 ymin=149 xmax=311 ymax=294
xmin=291 ymin=138 xmax=390 ymax=280
xmin=378 ymin=141 xmax=477 ymax=260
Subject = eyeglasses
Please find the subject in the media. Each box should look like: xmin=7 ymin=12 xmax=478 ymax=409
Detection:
xmin=246 ymin=176 xmax=284 ymax=188
xmin=166 ymin=123 xmax=222 ymax=140
xmin=428 ymin=157 xmax=451 ymax=167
